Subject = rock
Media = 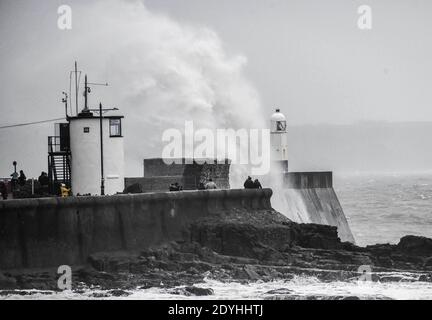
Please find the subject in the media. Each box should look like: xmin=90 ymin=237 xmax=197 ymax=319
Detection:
xmin=187 ymin=267 xmax=199 ymax=275
xmin=184 ymin=286 xmax=214 ymax=296
xmin=423 ymin=257 xmax=432 ymax=268
xmin=265 ymin=288 xmax=293 ymax=295
xmin=108 ymin=289 xmax=130 ymax=297
xmin=295 ymin=224 xmax=341 ymax=250
xmin=88 ymin=251 xmax=139 ymax=272
xmin=374 ymin=256 xmax=394 ymax=268
xmin=418 ymin=274 xmax=432 ymax=282
xmin=91 ymin=292 xmax=110 ymax=298
xmin=379 ymin=275 xmax=406 ymax=282
xmin=5 ymin=205 xmax=432 ymax=294
xmin=397 ymin=235 xmax=432 ymax=256
xmin=0 ymin=273 xmax=17 ymax=289
xmin=243 ymin=265 xmax=261 ymax=281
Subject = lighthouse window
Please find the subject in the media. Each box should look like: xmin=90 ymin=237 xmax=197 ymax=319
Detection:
xmin=109 ymin=119 xmax=122 ymax=137
xmin=276 ymin=121 xmax=286 ymax=131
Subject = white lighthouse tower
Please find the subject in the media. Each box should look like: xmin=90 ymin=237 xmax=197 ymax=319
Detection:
xmin=270 ymin=108 xmax=289 ymax=172
xmin=68 ymin=107 xmax=125 ymax=195
xmin=48 ymin=66 xmax=125 ymax=196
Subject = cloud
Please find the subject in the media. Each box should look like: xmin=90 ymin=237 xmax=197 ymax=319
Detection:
xmin=0 ymin=0 xmax=265 ymax=177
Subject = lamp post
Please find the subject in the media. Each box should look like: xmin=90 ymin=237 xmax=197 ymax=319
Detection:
xmin=89 ymin=104 xmax=118 ymax=196
xmin=99 ymin=103 xmax=105 ymax=196
xmin=11 ymin=161 xmax=17 ymax=191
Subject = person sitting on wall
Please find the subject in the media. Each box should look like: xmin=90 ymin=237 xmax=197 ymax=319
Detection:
xmin=38 ymin=172 xmax=49 ymax=186
xmin=197 ymin=182 xmax=206 ymax=190
xmin=243 ymin=176 xmax=255 ymax=189
xmin=169 ymin=182 xmax=182 ymax=191
xmin=0 ymin=180 xmax=8 ymax=200
xmin=253 ymin=179 xmax=262 ymax=189
xmin=205 ymin=178 xmax=217 ymax=190
xmin=18 ymin=170 xmax=26 ymax=187
xmin=60 ymin=183 xmax=71 ymax=197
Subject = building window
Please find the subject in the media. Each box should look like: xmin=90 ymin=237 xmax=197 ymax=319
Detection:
xmin=276 ymin=121 xmax=286 ymax=131
xmin=83 ymin=127 xmax=90 ymax=133
xmin=109 ymin=119 xmax=122 ymax=137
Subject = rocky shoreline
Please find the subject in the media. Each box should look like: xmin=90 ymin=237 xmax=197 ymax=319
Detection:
xmin=1 ymin=208 xmax=432 ymax=298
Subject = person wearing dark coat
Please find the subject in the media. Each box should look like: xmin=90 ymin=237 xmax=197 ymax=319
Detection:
xmin=253 ymin=179 xmax=262 ymax=189
xmin=0 ymin=181 xmax=8 ymax=200
xmin=38 ymin=172 xmax=49 ymax=186
xmin=197 ymin=182 xmax=206 ymax=190
xmin=243 ymin=176 xmax=255 ymax=189
xmin=18 ymin=170 xmax=26 ymax=187
xmin=169 ymin=182 xmax=182 ymax=191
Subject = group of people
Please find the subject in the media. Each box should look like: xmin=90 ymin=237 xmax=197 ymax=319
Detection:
xmin=243 ymin=176 xmax=262 ymax=189
xmin=0 ymin=169 xmax=67 ymax=200
xmin=10 ymin=170 xmax=27 ymax=189
xmin=0 ymin=169 xmax=28 ymax=200
xmin=169 ymin=176 xmax=263 ymax=192
xmin=170 ymin=178 xmax=219 ymax=192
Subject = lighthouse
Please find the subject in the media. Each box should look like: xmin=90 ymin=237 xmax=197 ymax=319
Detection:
xmin=68 ymin=107 xmax=125 ymax=195
xmin=270 ymin=108 xmax=289 ymax=172
xmin=48 ymin=68 xmax=125 ymax=196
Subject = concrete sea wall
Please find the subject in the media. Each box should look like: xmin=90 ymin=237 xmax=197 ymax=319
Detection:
xmin=0 ymin=189 xmax=272 ymax=270
xmin=133 ymin=159 xmax=353 ymax=242
xmin=278 ymin=188 xmax=354 ymax=243
xmin=277 ymin=172 xmax=355 ymax=243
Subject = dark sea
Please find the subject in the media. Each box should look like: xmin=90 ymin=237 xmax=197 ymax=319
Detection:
xmin=335 ymin=173 xmax=432 ymax=247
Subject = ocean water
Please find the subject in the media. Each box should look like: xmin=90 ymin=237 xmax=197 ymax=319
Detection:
xmin=3 ymin=174 xmax=432 ymax=300
xmin=335 ymin=173 xmax=432 ymax=247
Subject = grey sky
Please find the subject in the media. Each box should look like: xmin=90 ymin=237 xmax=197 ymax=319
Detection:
xmin=0 ymin=0 xmax=431 ymax=177
xmin=144 ymin=0 xmax=432 ymax=124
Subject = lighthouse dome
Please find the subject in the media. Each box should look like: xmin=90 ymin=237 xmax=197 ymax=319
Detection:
xmin=270 ymin=108 xmax=287 ymax=132
xmin=270 ymin=109 xmax=286 ymax=122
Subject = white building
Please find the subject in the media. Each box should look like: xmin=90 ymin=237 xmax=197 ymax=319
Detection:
xmin=270 ymin=108 xmax=289 ymax=162
xmin=68 ymin=111 xmax=125 ymax=195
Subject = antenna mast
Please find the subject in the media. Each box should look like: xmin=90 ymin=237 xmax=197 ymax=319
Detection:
xmin=84 ymin=74 xmax=90 ymax=112
xmin=74 ymin=61 xmax=79 ymax=115
xmin=62 ymin=92 xmax=68 ymax=118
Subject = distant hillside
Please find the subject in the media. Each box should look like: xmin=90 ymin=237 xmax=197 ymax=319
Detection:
xmin=286 ymin=122 xmax=432 ymax=173
xmin=1 ymin=121 xmax=431 ymax=178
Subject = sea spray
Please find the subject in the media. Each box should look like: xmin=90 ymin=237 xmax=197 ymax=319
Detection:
xmin=81 ymin=0 xmax=266 ymax=176
xmin=11 ymin=0 xmax=266 ymax=176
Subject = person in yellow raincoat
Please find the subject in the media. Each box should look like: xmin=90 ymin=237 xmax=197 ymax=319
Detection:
xmin=60 ymin=183 xmax=71 ymax=197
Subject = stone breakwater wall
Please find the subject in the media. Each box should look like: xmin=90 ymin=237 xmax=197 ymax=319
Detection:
xmin=270 ymin=171 xmax=355 ymax=243
xmin=0 ymin=189 xmax=272 ymax=270
xmin=129 ymin=158 xmax=231 ymax=192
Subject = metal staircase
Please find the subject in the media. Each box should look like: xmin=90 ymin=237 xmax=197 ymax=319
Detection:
xmin=48 ymin=136 xmax=71 ymax=194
